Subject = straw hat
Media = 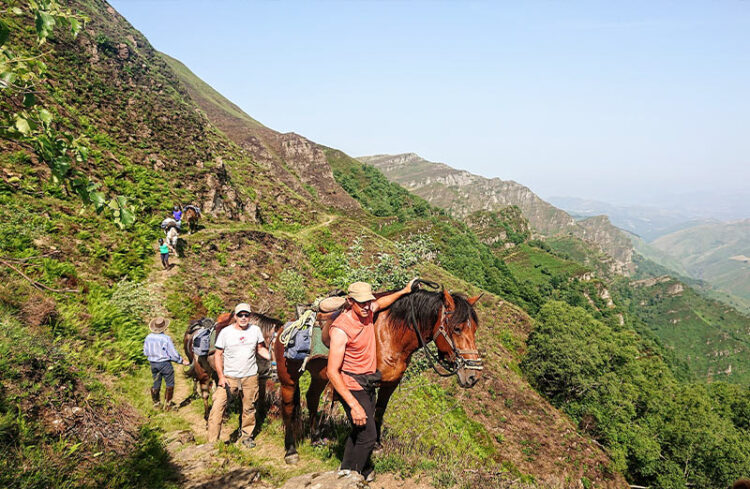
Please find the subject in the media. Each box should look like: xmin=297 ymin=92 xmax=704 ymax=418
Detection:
xmin=347 ymin=282 xmax=376 ymax=302
xmin=148 ymin=317 xmax=170 ymax=333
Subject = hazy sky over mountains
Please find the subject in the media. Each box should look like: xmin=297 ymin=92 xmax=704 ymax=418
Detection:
xmin=111 ymin=1 xmax=750 ymax=216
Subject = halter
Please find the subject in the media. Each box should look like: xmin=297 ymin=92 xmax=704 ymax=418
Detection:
xmin=407 ymin=281 xmax=484 ymax=377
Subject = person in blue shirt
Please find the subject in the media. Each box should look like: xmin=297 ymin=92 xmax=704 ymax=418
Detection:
xmin=158 ymin=238 xmax=170 ymax=269
xmin=143 ymin=317 xmax=189 ymax=410
xmin=172 ymin=205 xmax=182 ymax=228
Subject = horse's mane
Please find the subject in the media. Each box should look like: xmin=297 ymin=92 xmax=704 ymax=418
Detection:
xmin=248 ymin=312 xmax=284 ymax=344
xmin=382 ymin=289 xmax=478 ymax=337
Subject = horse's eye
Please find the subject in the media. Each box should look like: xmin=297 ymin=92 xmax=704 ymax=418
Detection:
xmin=454 ymin=326 xmax=462 ymax=334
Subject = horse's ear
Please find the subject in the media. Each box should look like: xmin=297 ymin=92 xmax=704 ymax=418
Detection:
xmin=443 ymin=289 xmax=455 ymax=311
xmin=467 ymin=293 xmax=483 ymax=306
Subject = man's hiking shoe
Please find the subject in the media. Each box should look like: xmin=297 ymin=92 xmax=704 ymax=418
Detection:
xmin=241 ymin=437 xmax=256 ymax=449
xmin=337 ymin=469 xmax=352 ymax=478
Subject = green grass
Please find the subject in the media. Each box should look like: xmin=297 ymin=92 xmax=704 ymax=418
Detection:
xmin=505 ymin=243 xmax=588 ymax=286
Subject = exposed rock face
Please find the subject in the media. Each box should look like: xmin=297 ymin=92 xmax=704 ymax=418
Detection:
xmin=360 ymin=153 xmax=635 ymax=275
xmin=161 ymin=55 xmax=361 ymax=214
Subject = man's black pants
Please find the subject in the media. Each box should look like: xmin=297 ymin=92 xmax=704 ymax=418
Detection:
xmin=340 ymin=389 xmax=377 ymax=474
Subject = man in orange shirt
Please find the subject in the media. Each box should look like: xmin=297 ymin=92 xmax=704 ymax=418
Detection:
xmin=327 ymin=279 xmax=417 ymax=481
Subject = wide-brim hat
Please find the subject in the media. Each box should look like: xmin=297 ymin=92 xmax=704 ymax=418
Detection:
xmin=347 ymin=282 xmax=376 ymax=302
xmin=149 ymin=317 xmax=170 ymax=333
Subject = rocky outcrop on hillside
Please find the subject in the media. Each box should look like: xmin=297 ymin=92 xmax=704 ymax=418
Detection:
xmin=161 ymin=55 xmax=361 ymax=214
xmin=360 ymin=153 xmax=635 ymax=275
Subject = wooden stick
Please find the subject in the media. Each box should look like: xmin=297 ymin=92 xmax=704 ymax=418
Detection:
xmin=0 ymin=259 xmax=80 ymax=294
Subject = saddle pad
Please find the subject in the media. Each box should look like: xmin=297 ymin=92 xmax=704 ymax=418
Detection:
xmin=309 ymin=325 xmax=330 ymax=359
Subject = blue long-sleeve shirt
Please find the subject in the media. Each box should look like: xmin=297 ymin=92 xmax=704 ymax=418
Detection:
xmin=143 ymin=333 xmax=183 ymax=363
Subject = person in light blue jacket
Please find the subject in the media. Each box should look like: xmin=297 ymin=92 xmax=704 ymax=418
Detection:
xmin=143 ymin=317 xmax=188 ymax=410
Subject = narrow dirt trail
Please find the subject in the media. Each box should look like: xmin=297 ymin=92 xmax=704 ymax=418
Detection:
xmin=140 ymin=217 xmax=435 ymax=489
xmin=144 ymin=243 xmax=274 ymax=488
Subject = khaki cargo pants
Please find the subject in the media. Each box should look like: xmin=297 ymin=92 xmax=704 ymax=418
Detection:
xmin=207 ymin=375 xmax=259 ymax=442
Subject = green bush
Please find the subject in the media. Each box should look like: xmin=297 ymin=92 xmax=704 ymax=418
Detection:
xmin=521 ymin=301 xmax=750 ymax=488
xmin=279 ymin=269 xmax=306 ymax=305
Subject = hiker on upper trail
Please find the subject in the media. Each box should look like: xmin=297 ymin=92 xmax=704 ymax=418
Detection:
xmin=143 ymin=317 xmax=189 ymax=410
xmin=158 ymin=238 xmax=170 ymax=269
xmin=207 ymin=303 xmax=271 ymax=448
xmin=172 ymin=205 xmax=182 ymax=227
xmin=327 ymin=278 xmax=418 ymax=481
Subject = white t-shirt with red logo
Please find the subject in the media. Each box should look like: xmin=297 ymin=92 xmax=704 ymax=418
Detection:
xmin=215 ymin=324 xmax=264 ymax=378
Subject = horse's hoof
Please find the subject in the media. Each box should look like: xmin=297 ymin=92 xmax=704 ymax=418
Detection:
xmin=371 ymin=443 xmax=383 ymax=456
xmin=284 ymin=453 xmax=300 ymax=465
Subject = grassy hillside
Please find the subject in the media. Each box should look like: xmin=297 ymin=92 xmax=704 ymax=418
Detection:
xmin=648 ymin=219 xmax=750 ymax=309
xmin=613 ymin=275 xmax=750 ymax=383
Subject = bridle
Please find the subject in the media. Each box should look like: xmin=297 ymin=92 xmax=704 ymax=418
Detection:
xmin=408 ymin=280 xmax=484 ymax=377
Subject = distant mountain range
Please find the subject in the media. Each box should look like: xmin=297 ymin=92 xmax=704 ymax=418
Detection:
xmin=549 ymin=196 xmax=750 ymax=314
xmin=547 ymin=196 xmax=710 ymax=242
xmin=358 ymin=153 xmax=635 ymax=275
xmin=646 ymin=219 xmax=750 ymax=312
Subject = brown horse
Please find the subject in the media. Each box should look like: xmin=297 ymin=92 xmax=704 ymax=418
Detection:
xmin=183 ymin=205 xmax=201 ymax=234
xmin=275 ymin=287 xmax=483 ymax=464
xmin=183 ymin=311 xmax=283 ymax=420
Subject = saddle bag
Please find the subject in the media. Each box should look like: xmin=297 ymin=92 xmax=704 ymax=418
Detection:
xmin=190 ymin=318 xmax=215 ymax=357
xmin=283 ymin=323 xmax=312 ymax=361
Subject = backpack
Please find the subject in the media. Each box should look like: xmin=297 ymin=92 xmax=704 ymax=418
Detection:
xmin=283 ymin=322 xmax=311 ymax=361
xmin=281 ymin=310 xmax=316 ymax=362
xmin=190 ymin=318 xmax=215 ymax=356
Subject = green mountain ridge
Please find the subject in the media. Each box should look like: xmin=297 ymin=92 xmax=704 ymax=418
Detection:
xmin=358 ymin=153 xmax=636 ymax=276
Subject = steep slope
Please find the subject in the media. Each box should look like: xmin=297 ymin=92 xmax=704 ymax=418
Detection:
xmin=359 ymin=153 xmax=634 ymax=275
xmin=161 ymin=53 xmax=361 ymax=214
xmin=613 ymin=275 xmax=750 ymax=383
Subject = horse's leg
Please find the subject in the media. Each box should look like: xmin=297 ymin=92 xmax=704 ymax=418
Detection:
xmin=201 ymin=380 xmax=211 ymax=421
xmin=373 ymin=382 xmax=399 ymax=453
xmin=280 ymin=381 xmax=300 ymax=464
xmin=306 ymin=373 xmax=328 ymax=444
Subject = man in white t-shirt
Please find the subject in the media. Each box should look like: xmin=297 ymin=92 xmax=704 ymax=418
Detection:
xmin=207 ymin=303 xmax=271 ymax=447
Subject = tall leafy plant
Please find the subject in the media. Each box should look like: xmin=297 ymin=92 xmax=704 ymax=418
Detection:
xmin=0 ymin=0 xmax=135 ymax=228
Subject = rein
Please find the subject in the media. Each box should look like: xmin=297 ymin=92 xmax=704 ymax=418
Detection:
xmin=407 ymin=280 xmax=484 ymax=377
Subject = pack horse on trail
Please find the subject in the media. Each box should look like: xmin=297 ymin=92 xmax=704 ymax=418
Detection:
xmin=275 ymin=281 xmax=483 ymax=464
xmin=183 ymin=205 xmax=201 ymax=234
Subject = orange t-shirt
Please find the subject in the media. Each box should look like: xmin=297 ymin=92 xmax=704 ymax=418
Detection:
xmin=331 ymin=309 xmax=377 ymax=391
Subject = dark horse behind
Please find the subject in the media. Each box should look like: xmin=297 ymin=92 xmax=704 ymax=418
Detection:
xmin=183 ymin=311 xmax=283 ymax=421
xmin=275 ymin=285 xmax=483 ymax=464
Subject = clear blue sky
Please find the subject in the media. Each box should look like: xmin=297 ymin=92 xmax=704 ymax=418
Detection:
xmin=111 ymin=1 xmax=750 ymax=213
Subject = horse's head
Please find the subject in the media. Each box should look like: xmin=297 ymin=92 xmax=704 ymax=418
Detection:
xmin=433 ymin=290 xmax=483 ymax=388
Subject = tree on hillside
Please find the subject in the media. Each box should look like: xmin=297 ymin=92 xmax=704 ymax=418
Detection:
xmin=522 ymin=300 xmax=750 ymax=488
